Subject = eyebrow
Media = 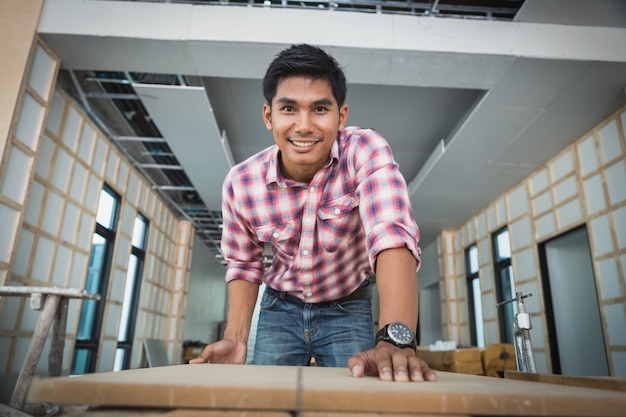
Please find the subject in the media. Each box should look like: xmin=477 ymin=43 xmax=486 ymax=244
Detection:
xmin=275 ymin=97 xmax=335 ymax=106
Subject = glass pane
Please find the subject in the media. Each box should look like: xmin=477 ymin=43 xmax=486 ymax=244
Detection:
xmin=496 ymin=229 xmax=511 ymax=260
xmin=71 ymin=348 xmax=91 ymax=375
xmin=501 ymin=265 xmax=516 ymax=300
xmin=472 ymin=278 xmax=485 ymax=348
xmin=113 ymin=348 xmax=126 ymax=372
xmin=118 ymin=255 xmax=138 ymax=342
xmin=131 ymin=216 xmax=147 ymax=249
xmin=96 ymin=189 xmax=116 ymax=229
xmin=499 ymin=266 xmax=515 ymax=343
xmin=76 ymin=233 xmax=106 ymax=339
xmin=468 ymin=245 xmax=478 ymax=273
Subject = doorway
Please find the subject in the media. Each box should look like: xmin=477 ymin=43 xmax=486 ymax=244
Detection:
xmin=538 ymin=225 xmax=609 ymax=376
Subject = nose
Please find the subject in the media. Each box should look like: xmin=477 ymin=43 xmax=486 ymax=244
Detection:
xmin=295 ymin=111 xmax=313 ymax=135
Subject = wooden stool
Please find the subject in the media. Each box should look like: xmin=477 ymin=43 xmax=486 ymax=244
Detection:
xmin=0 ymin=286 xmax=100 ymax=410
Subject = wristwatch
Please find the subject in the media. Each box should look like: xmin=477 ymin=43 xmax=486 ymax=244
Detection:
xmin=375 ymin=322 xmax=417 ymax=350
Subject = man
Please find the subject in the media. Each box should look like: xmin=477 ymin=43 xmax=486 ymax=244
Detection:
xmin=191 ymin=44 xmax=436 ymax=383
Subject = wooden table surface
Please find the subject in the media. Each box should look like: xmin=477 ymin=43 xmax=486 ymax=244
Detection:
xmin=26 ymin=363 xmax=626 ymax=416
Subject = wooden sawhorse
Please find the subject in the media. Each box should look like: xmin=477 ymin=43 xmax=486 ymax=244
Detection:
xmin=0 ymin=286 xmax=100 ymax=410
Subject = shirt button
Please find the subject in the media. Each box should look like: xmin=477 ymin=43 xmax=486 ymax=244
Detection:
xmin=334 ymin=208 xmax=341 ymax=215
xmin=305 ymin=218 xmax=313 ymax=224
xmin=302 ymin=249 xmax=309 ymax=256
xmin=272 ymin=232 xmax=279 ymax=238
xmin=309 ymin=187 xmax=315 ymax=193
xmin=306 ymin=292 xmax=313 ymax=297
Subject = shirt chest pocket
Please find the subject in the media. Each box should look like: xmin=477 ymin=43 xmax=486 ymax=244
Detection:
xmin=254 ymin=221 xmax=298 ymax=254
xmin=317 ymin=194 xmax=362 ymax=252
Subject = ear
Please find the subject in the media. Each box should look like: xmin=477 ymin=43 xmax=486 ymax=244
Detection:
xmin=262 ymin=103 xmax=272 ymax=130
xmin=338 ymin=104 xmax=349 ymax=130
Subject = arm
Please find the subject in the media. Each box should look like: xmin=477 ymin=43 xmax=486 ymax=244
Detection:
xmin=345 ymin=130 xmax=435 ymax=381
xmin=376 ymin=247 xmax=418 ymax=331
xmin=348 ymin=248 xmax=436 ymax=382
xmin=189 ymin=279 xmax=259 ymax=364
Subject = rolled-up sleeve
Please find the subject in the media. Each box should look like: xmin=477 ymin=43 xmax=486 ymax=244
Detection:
xmin=350 ymin=130 xmax=421 ymax=270
xmin=221 ymin=170 xmax=265 ymax=285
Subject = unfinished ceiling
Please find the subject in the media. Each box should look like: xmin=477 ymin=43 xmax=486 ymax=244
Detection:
xmin=41 ymin=0 xmax=626 ymax=262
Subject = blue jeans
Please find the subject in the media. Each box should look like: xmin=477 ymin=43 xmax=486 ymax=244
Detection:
xmin=253 ymin=285 xmax=375 ymax=367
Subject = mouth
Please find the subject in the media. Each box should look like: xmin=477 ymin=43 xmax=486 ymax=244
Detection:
xmin=288 ymin=136 xmax=322 ymax=149
xmin=290 ymin=140 xmax=317 ymax=148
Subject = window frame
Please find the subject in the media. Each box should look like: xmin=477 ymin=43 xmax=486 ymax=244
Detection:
xmin=72 ymin=184 xmax=120 ymax=374
xmin=492 ymin=226 xmax=515 ymax=344
xmin=465 ymin=244 xmax=484 ymax=347
xmin=114 ymin=212 xmax=149 ymax=371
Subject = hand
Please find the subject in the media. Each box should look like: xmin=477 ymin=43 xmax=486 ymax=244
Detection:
xmin=188 ymin=338 xmax=247 ymax=365
xmin=348 ymin=342 xmax=437 ymax=382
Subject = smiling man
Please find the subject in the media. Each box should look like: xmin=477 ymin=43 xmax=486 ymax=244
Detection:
xmin=191 ymin=44 xmax=436 ymax=383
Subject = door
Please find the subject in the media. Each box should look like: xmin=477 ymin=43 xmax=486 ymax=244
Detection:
xmin=539 ymin=226 xmax=609 ymax=376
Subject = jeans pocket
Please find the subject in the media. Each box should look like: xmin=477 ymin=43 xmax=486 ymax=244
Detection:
xmin=260 ymin=290 xmax=280 ymax=310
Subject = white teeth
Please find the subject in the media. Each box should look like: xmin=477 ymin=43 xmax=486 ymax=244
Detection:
xmin=292 ymin=141 xmax=315 ymax=147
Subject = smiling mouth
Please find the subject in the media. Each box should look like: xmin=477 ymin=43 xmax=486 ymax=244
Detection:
xmin=290 ymin=140 xmax=317 ymax=148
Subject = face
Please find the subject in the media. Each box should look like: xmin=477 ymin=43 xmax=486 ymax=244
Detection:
xmin=263 ymin=76 xmax=348 ymax=183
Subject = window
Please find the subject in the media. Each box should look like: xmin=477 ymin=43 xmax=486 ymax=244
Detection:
xmin=72 ymin=185 xmax=120 ymax=374
xmin=465 ymin=244 xmax=484 ymax=347
xmin=114 ymin=213 xmax=148 ymax=371
xmin=493 ymin=227 xmax=515 ymax=343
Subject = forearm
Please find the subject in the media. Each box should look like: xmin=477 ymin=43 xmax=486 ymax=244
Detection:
xmin=223 ymin=279 xmax=260 ymax=342
xmin=375 ymin=247 xmax=419 ymax=330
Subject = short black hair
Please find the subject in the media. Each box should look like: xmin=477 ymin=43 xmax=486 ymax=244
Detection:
xmin=262 ymin=44 xmax=347 ymax=108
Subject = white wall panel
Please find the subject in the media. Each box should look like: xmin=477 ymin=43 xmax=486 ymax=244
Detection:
xmin=12 ymin=229 xmax=34 ymax=276
xmin=598 ymin=120 xmax=622 ymax=163
xmin=28 ymin=45 xmax=55 ymax=100
xmin=45 ymin=91 xmax=65 ymax=137
xmin=1 ymin=145 xmax=32 ymax=205
xmin=605 ymin=303 xmax=626 ymax=345
xmin=508 ymin=184 xmax=529 ymax=219
xmin=597 ymin=258 xmax=622 ymax=300
xmin=557 ymin=199 xmax=583 ymax=228
xmin=532 ymin=191 xmax=552 ymax=214
xmin=15 ymin=94 xmax=44 ymax=150
xmin=23 ymin=180 xmax=44 ymax=226
xmin=605 ymin=161 xmax=626 ymax=204
xmin=530 ymin=168 xmax=549 ymax=195
xmin=535 ymin=212 xmax=556 ymax=240
xmin=60 ymin=106 xmax=80 ymax=152
xmin=0 ymin=204 xmax=19 ymax=263
xmin=583 ymin=174 xmax=606 ymax=215
xmin=577 ymin=135 xmax=599 ymax=176
xmin=551 ymin=151 xmax=575 ymax=181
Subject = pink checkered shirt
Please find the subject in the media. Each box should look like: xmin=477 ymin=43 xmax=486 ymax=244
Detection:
xmin=221 ymin=126 xmax=421 ymax=303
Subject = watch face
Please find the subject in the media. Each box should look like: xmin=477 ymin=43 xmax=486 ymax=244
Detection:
xmin=388 ymin=322 xmax=414 ymax=344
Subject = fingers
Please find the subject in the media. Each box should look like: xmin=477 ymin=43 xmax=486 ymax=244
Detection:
xmin=377 ymin=350 xmax=410 ymax=382
xmin=355 ymin=343 xmax=437 ymax=382
xmin=348 ymin=351 xmax=376 ymax=378
xmin=189 ymin=344 xmax=213 ymax=364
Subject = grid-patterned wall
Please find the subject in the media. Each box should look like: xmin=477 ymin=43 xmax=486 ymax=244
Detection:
xmin=438 ymin=105 xmax=626 ymax=376
xmin=0 ymin=38 xmax=195 ymax=389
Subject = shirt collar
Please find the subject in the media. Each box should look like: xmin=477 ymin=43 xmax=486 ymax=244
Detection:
xmin=265 ymin=133 xmax=341 ymax=188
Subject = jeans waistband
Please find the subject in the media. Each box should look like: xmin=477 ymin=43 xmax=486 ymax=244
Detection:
xmin=266 ymin=279 xmax=370 ymax=306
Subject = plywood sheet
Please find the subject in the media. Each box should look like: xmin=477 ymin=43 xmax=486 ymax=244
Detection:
xmin=27 ymin=364 xmax=298 ymax=411
xmin=27 ymin=364 xmax=626 ymax=416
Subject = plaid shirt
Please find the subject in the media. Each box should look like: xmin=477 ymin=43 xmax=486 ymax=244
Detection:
xmin=221 ymin=126 xmax=421 ymax=303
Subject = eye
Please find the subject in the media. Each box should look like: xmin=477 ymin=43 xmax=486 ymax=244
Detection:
xmin=280 ymin=105 xmax=295 ymax=112
xmin=314 ymin=106 xmax=329 ymax=113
